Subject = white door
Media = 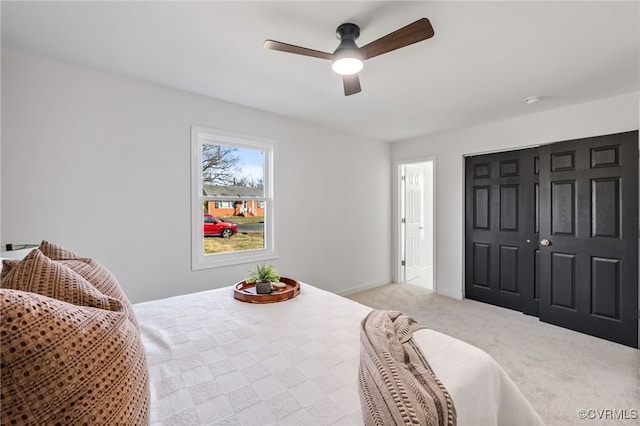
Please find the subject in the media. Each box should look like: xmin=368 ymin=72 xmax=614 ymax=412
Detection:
xmin=404 ymin=165 xmax=423 ymax=281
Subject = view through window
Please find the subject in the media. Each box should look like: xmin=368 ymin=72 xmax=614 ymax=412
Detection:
xmin=202 ymin=144 xmax=265 ymax=253
xmin=191 ymin=127 xmax=274 ymax=269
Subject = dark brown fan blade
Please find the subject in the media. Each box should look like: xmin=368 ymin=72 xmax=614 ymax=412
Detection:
xmin=343 ymin=74 xmax=361 ymax=96
xmin=360 ymin=18 xmax=434 ymax=60
xmin=263 ymin=40 xmax=333 ymax=60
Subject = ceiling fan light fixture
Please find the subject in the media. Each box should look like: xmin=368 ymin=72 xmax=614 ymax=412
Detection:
xmin=331 ymin=24 xmax=363 ymax=76
xmin=264 ymin=18 xmax=434 ymax=95
xmin=332 ymin=55 xmax=363 ymax=75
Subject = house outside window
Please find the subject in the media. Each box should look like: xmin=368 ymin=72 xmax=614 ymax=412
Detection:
xmin=214 ymin=201 xmax=234 ymax=209
xmin=191 ymin=126 xmax=275 ymax=270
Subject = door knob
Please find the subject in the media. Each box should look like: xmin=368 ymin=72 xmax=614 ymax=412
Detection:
xmin=540 ymin=239 xmax=551 ymax=247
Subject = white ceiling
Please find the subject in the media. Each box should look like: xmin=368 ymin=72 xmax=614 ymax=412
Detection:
xmin=2 ymin=1 xmax=638 ymax=142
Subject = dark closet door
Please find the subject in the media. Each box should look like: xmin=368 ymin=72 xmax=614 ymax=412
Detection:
xmin=465 ymin=148 xmax=539 ymax=313
xmin=538 ymin=131 xmax=638 ymax=347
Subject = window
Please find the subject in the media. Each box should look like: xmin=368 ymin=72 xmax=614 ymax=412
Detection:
xmin=191 ymin=126 xmax=275 ymax=270
xmin=214 ymin=201 xmax=234 ymax=209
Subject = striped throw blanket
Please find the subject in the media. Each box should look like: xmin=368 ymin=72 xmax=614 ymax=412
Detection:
xmin=358 ymin=310 xmax=456 ymax=426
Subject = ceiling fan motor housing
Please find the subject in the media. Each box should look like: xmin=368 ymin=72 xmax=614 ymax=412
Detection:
xmin=336 ymin=23 xmax=360 ymax=41
xmin=334 ymin=23 xmax=361 ymax=53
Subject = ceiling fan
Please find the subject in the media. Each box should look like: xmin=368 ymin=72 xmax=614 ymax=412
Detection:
xmin=263 ymin=18 xmax=434 ymax=96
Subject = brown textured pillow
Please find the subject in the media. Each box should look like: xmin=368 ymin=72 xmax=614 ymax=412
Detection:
xmin=1 ymin=249 xmax=122 ymax=312
xmin=38 ymin=240 xmax=139 ymax=328
xmin=1 ymin=288 xmax=150 ymax=425
xmin=1 ymin=258 xmax=19 ymax=280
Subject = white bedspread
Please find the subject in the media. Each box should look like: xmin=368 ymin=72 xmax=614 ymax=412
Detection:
xmin=413 ymin=330 xmax=543 ymax=426
xmin=134 ymin=283 xmax=543 ymax=425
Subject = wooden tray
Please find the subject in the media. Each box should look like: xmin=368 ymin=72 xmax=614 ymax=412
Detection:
xmin=234 ymin=277 xmax=300 ymax=303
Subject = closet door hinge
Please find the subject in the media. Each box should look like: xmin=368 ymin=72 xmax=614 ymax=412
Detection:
xmin=401 ymin=260 xmax=405 ymax=266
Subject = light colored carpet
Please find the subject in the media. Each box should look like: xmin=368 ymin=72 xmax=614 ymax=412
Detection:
xmin=346 ymin=283 xmax=640 ymax=426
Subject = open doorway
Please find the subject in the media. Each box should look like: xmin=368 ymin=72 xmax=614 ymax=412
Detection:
xmin=397 ymin=159 xmax=435 ymax=290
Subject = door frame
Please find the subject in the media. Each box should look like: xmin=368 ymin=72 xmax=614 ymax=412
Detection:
xmin=394 ymin=157 xmax=436 ymax=290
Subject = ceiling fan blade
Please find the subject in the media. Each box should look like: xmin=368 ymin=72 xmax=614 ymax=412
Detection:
xmin=343 ymin=74 xmax=361 ymax=96
xmin=263 ymin=40 xmax=333 ymax=60
xmin=360 ymin=18 xmax=434 ymax=60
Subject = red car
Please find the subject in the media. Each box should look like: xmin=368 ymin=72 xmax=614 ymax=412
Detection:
xmin=204 ymin=214 xmax=237 ymax=238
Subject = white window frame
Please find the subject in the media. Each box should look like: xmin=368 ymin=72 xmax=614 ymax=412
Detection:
xmin=191 ymin=126 xmax=276 ymax=270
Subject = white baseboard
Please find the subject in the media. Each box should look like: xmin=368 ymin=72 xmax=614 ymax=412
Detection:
xmin=435 ymin=288 xmax=463 ymax=300
xmin=337 ymin=277 xmax=463 ymax=301
xmin=338 ymin=278 xmax=391 ymax=297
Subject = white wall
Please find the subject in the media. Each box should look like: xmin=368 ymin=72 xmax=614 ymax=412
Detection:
xmin=1 ymin=49 xmax=391 ymax=303
xmin=391 ymin=92 xmax=639 ymax=299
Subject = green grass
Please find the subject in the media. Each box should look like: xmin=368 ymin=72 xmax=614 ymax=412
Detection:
xmin=204 ymin=232 xmax=264 ymax=254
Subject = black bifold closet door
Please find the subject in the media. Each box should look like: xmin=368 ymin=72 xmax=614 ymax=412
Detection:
xmin=465 ymin=131 xmax=638 ymax=348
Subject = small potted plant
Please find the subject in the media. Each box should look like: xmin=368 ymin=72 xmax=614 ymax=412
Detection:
xmin=247 ymin=263 xmax=281 ymax=294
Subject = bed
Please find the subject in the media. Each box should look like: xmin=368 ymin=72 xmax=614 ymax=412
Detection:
xmin=136 ymin=283 xmax=543 ymax=425
xmin=1 ymin=242 xmax=543 ymax=425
